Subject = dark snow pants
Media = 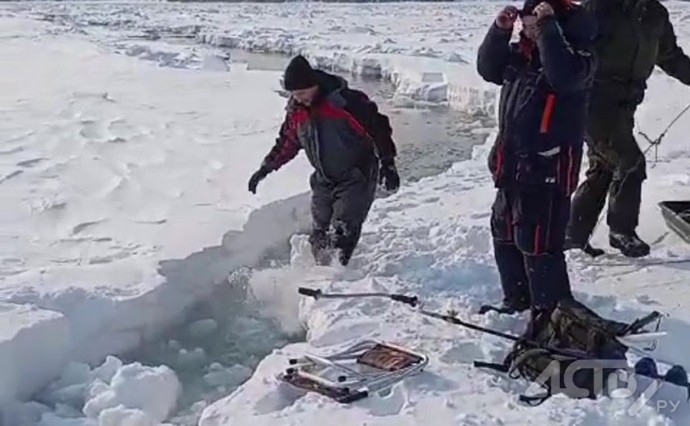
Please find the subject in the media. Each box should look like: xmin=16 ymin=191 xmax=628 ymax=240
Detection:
xmin=308 ymin=167 xmax=377 ymax=266
xmin=491 ymin=188 xmax=573 ymax=309
xmin=567 ymin=109 xmax=647 ymax=243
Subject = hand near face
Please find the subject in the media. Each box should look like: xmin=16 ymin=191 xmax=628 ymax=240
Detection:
xmin=533 ymin=2 xmax=555 ymax=20
xmin=495 ymin=6 xmax=519 ymax=30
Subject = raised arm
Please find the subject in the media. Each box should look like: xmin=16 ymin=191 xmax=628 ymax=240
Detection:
xmin=535 ymin=7 xmax=597 ymax=93
xmin=477 ymin=6 xmax=518 ymax=85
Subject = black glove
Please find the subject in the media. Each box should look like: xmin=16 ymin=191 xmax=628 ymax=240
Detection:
xmin=248 ymin=166 xmax=270 ymax=194
xmin=379 ymin=158 xmax=400 ymax=192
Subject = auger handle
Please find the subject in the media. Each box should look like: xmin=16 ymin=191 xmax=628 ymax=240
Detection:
xmin=298 ymin=287 xmax=322 ymax=299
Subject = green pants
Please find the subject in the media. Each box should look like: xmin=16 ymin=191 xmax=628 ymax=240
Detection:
xmin=567 ymin=106 xmax=647 ymax=243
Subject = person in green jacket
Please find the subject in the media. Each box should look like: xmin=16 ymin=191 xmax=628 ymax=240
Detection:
xmin=566 ymin=0 xmax=690 ymax=257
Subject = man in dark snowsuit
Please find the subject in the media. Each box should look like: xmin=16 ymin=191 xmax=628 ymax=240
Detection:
xmin=248 ymin=55 xmax=400 ymax=266
xmin=566 ymin=0 xmax=690 ymax=257
xmin=477 ymin=0 xmax=597 ymax=312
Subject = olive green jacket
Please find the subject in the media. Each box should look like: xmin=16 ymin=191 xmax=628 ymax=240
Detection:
xmin=584 ymin=0 xmax=690 ymax=111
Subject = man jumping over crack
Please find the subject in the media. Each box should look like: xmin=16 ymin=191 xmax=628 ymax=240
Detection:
xmin=247 ymin=55 xmax=400 ymax=267
xmin=565 ymin=0 xmax=690 ymax=258
xmin=477 ymin=0 xmax=596 ymax=314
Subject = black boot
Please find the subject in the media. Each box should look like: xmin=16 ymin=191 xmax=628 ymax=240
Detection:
xmin=524 ymin=252 xmax=572 ymax=308
xmin=483 ymin=241 xmax=532 ymax=315
xmin=564 ymin=235 xmax=605 ymax=258
xmin=332 ymin=222 xmax=361 ymax=267
xmin=609 ymin=231 xmax=650 ymax=258
xmin=309 ymin=229 xmax=333 ymax=266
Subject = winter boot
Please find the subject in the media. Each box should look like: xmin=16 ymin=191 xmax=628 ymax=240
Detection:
xmin=564 ymin=237 xmax=578 ymax=251
xmin=564 ymin=235 xmax=605 ymax=258
xmin=478 ymin=297 xmax=531 ymax=315
xmin=338 ymin=247 xmax=355 ymax=267
xmin=609 ymin=231 xmax=650 ymax=258
xmin=309 ymin=229 xmax=333 ymax=266
xmin=332 ymin=221 xmax=361 ymax=267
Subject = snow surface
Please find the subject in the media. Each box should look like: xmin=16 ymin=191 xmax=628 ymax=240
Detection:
xmin=0 ymin=11 xmax=314 ymax=419
xmin=4 ymin=1 xmax=690 ymax=426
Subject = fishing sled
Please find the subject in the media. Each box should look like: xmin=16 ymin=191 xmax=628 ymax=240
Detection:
xmin=278 ymin=339 xmax=428 ymax=403
xmin=659 ymin=200 xmax=690 ymax=245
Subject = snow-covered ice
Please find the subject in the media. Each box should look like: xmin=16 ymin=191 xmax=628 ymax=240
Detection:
xmin=0 ymin=11 xmax=313 ymax=421
xmin=4 ymin=1 xmax=690 ymax=426
xmin=15 ymin=1 xmax=500 ymax=114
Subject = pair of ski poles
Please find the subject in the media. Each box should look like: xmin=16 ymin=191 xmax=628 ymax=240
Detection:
xmin=297 ymin=287 xmax=662 ymax=360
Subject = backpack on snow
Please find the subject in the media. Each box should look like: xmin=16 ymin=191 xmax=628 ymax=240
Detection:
xmin=475 ymin=298 xmax=660 ymax=405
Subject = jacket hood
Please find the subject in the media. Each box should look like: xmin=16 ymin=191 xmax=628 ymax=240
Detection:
xmin=315 ymin=69 xmax=349 ymax=96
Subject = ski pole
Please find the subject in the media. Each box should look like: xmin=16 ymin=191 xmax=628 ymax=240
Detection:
xmin=298 ymin=287 xmax=588 ymax=359
xmin=297 ymin=287 xmax=419 ymax=307
xmin=299 ymin=287 xmax=527 ymax=342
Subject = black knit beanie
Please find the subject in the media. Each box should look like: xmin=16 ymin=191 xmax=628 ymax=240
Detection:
xmin=283 ymin=55 xmax=318 ymax=91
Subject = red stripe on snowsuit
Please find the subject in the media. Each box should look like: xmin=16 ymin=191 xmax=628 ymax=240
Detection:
xmin=495 ymin=141 xmax=504 ymax=182
xmin=316 ymin=100 xmax=371 ymax=140
xmin=519 ymin=37 xmax=534 ymax=60
xmin=555 ymin=145 xmax=577 ymax=195
xmin=533 ymin=225 xmax=542 ymax=255
xmin=540 ymin=95 xmax=556 ymax=134
xmin=265 ymin=108 xmax=309 ymax=170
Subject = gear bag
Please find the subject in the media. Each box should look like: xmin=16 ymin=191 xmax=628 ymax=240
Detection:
xmin=476 ymin=298 xmax=650 ymax=405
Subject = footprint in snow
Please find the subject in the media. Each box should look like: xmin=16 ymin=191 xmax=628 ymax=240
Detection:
xmin=79 ymin=119 xmax=103 ymax=140
xmin=363 ymin=382 xmax=407 ymax=417
xmin=253 ymin=381 xmax=306 ymax=415
xmin=405 ymin=370 xmax=458 ymax=393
